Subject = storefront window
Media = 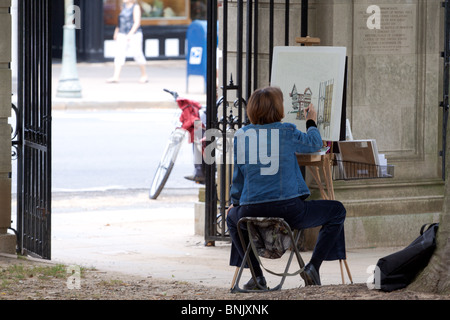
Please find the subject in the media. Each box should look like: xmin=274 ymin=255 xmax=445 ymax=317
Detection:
xmin=104 ymin=0 xmax=120 ymax=26
xmin=104 ymin=0 xmax=206 ymax=26
xmin=190 ymin=0 xmax=207 ymax=20
xmin=139 ymin=0 xmax=187 ymax=19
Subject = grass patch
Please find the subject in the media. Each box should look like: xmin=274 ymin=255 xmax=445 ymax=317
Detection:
xmin=0 ymin=263 xmax=77 ymax=291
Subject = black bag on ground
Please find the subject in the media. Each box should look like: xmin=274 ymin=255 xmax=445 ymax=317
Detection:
xmin=375 ymin=223 xmax=439 ymax=292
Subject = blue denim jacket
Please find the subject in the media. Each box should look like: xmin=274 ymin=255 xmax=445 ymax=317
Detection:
xmin=230 ymin=122 xmax=322 ymax=206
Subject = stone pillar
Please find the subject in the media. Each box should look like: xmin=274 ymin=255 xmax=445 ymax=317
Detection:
xmin=0 ymin=0 xmax=15 ymax=254
xmin=308 ymin=0 xmax=444 ymax=247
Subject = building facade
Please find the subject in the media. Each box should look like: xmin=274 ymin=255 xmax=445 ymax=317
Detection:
xmin=51 ymin=0 xmax=207 ymax=62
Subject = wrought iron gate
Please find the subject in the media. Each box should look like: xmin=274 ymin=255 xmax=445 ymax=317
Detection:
xmin=205 ymin=0 xmax=308 ymax=243
xmin=16 ymin=0 xmax=52 ymax=259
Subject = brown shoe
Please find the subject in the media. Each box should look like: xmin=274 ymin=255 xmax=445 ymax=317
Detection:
xmin=184 ymin=175 xmax=205 ymax=184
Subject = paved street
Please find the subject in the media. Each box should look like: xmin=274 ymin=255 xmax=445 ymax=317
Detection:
xmin=12 ymin=60 xmax=206 ymax=193
xmin=51 ymin=108 xmax=196 ymax=192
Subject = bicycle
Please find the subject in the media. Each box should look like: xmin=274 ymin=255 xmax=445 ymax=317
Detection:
xmin=149 ymin=89 xmax=204 ymax=199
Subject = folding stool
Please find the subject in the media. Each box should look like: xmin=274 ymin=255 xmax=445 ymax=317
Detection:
xmin=230 ymin=217 xmax=307 ymax=293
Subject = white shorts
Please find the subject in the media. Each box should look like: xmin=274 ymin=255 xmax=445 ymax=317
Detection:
xmin=114 ymin=32 xmax=146 ymax=66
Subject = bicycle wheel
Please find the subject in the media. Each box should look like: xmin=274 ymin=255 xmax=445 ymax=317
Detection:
xmin=149 ymin=128 xmax=186 ymax=199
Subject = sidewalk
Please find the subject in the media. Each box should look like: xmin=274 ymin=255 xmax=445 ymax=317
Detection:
xmin=51 ymin=60 xmax=207 ymax=111
xmin=48 ymin=188 xmax=400 ymax=290
xmin=47 ymin=60 xmax=399 ymax=290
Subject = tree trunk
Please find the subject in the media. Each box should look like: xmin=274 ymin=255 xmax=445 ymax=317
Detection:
xmin=409 ymin=113 xmax=450 ymax=294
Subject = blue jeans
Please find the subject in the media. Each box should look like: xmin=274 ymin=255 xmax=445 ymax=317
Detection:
xmin=226 ymin=197 xmax=346 ymax=273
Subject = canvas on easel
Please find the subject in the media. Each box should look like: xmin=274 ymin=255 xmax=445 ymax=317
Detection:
xmin=270 ymin=46 xmax=347 ymax=142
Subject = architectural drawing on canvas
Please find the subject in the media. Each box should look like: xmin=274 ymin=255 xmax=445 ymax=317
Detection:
xmin=317 ymin=79 xmax=334 ymax=137
xmin=271 ymin=46 xmax=346 ymax=141
xmin=289 ymin=79 xmax=334 ymax=136
xmin=289 ymin=84 xmax=312 ymax=120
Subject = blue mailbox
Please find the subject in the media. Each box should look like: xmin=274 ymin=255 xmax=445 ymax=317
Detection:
xmin=186 ymin=20 xmax=207 ymax=93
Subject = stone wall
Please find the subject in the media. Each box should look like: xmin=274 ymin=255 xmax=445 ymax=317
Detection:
xmin=0 ymin=0 xmax=14 ymax=254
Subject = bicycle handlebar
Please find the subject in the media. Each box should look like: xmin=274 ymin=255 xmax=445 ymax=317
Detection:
xmin=163 ymin=89 xmax=179 ymax=101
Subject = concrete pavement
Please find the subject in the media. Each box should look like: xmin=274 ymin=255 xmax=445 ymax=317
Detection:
xmin=48 ymin=188 xmax=400 ymax=290
xmin=46 ymin=60 xmax=399 ymax=291
xmin=51 ymin=60 xmax=207 ymax=110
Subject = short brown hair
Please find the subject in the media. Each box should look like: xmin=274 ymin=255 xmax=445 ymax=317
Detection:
xmin=246 ymin=86 xmax=285 ymax=125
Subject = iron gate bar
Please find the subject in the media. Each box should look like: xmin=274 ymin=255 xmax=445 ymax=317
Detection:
xmin=253 ymin=0 xmax=259 ymax=93
xmin=269 ymin=0 xmax=274 ymax=80
xmin=301 ymin=0 xmax=308 ymax=37
xmin=17 ymin=0 xmax=52 ymax=259
xmin=17 ymin=0 xmax=25 ymax=256
xmin=285 ymin=0 xmax=290 ymax=45
xmin=220 ymin=0 xmax=227 ymax=242
xmin=205 ymin=0 xmax=218 ymax=241
xmin=237 ymin=0 xmax=243 ymax=128
xmin=246 ymin=0 xmax=253 ymax=100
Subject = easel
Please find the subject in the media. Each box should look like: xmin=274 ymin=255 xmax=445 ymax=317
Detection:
xmin=296 ymin=149 xmax=353 ymax=285
xmin=295 ymin=36 xmax=353 ymax=285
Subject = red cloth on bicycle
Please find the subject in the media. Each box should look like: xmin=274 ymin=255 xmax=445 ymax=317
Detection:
xmin=177 ymin=98 xmax=202 ymax=143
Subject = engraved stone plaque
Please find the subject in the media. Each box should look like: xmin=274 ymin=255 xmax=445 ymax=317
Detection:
xmin=354 ymin=2 xmax=417 ymax=55
xmin=352 ymin=1 xmax=420 ymax=158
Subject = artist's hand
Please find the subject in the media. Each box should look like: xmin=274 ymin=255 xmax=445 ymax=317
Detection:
xmin=304 ymin=103 xmax=317 ymax=123
xmin=226 ymin=204 xmax=234 ymax=216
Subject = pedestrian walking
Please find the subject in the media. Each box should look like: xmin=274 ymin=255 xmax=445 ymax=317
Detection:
xmin=107 ymin=0 xmax=148 ymax=83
